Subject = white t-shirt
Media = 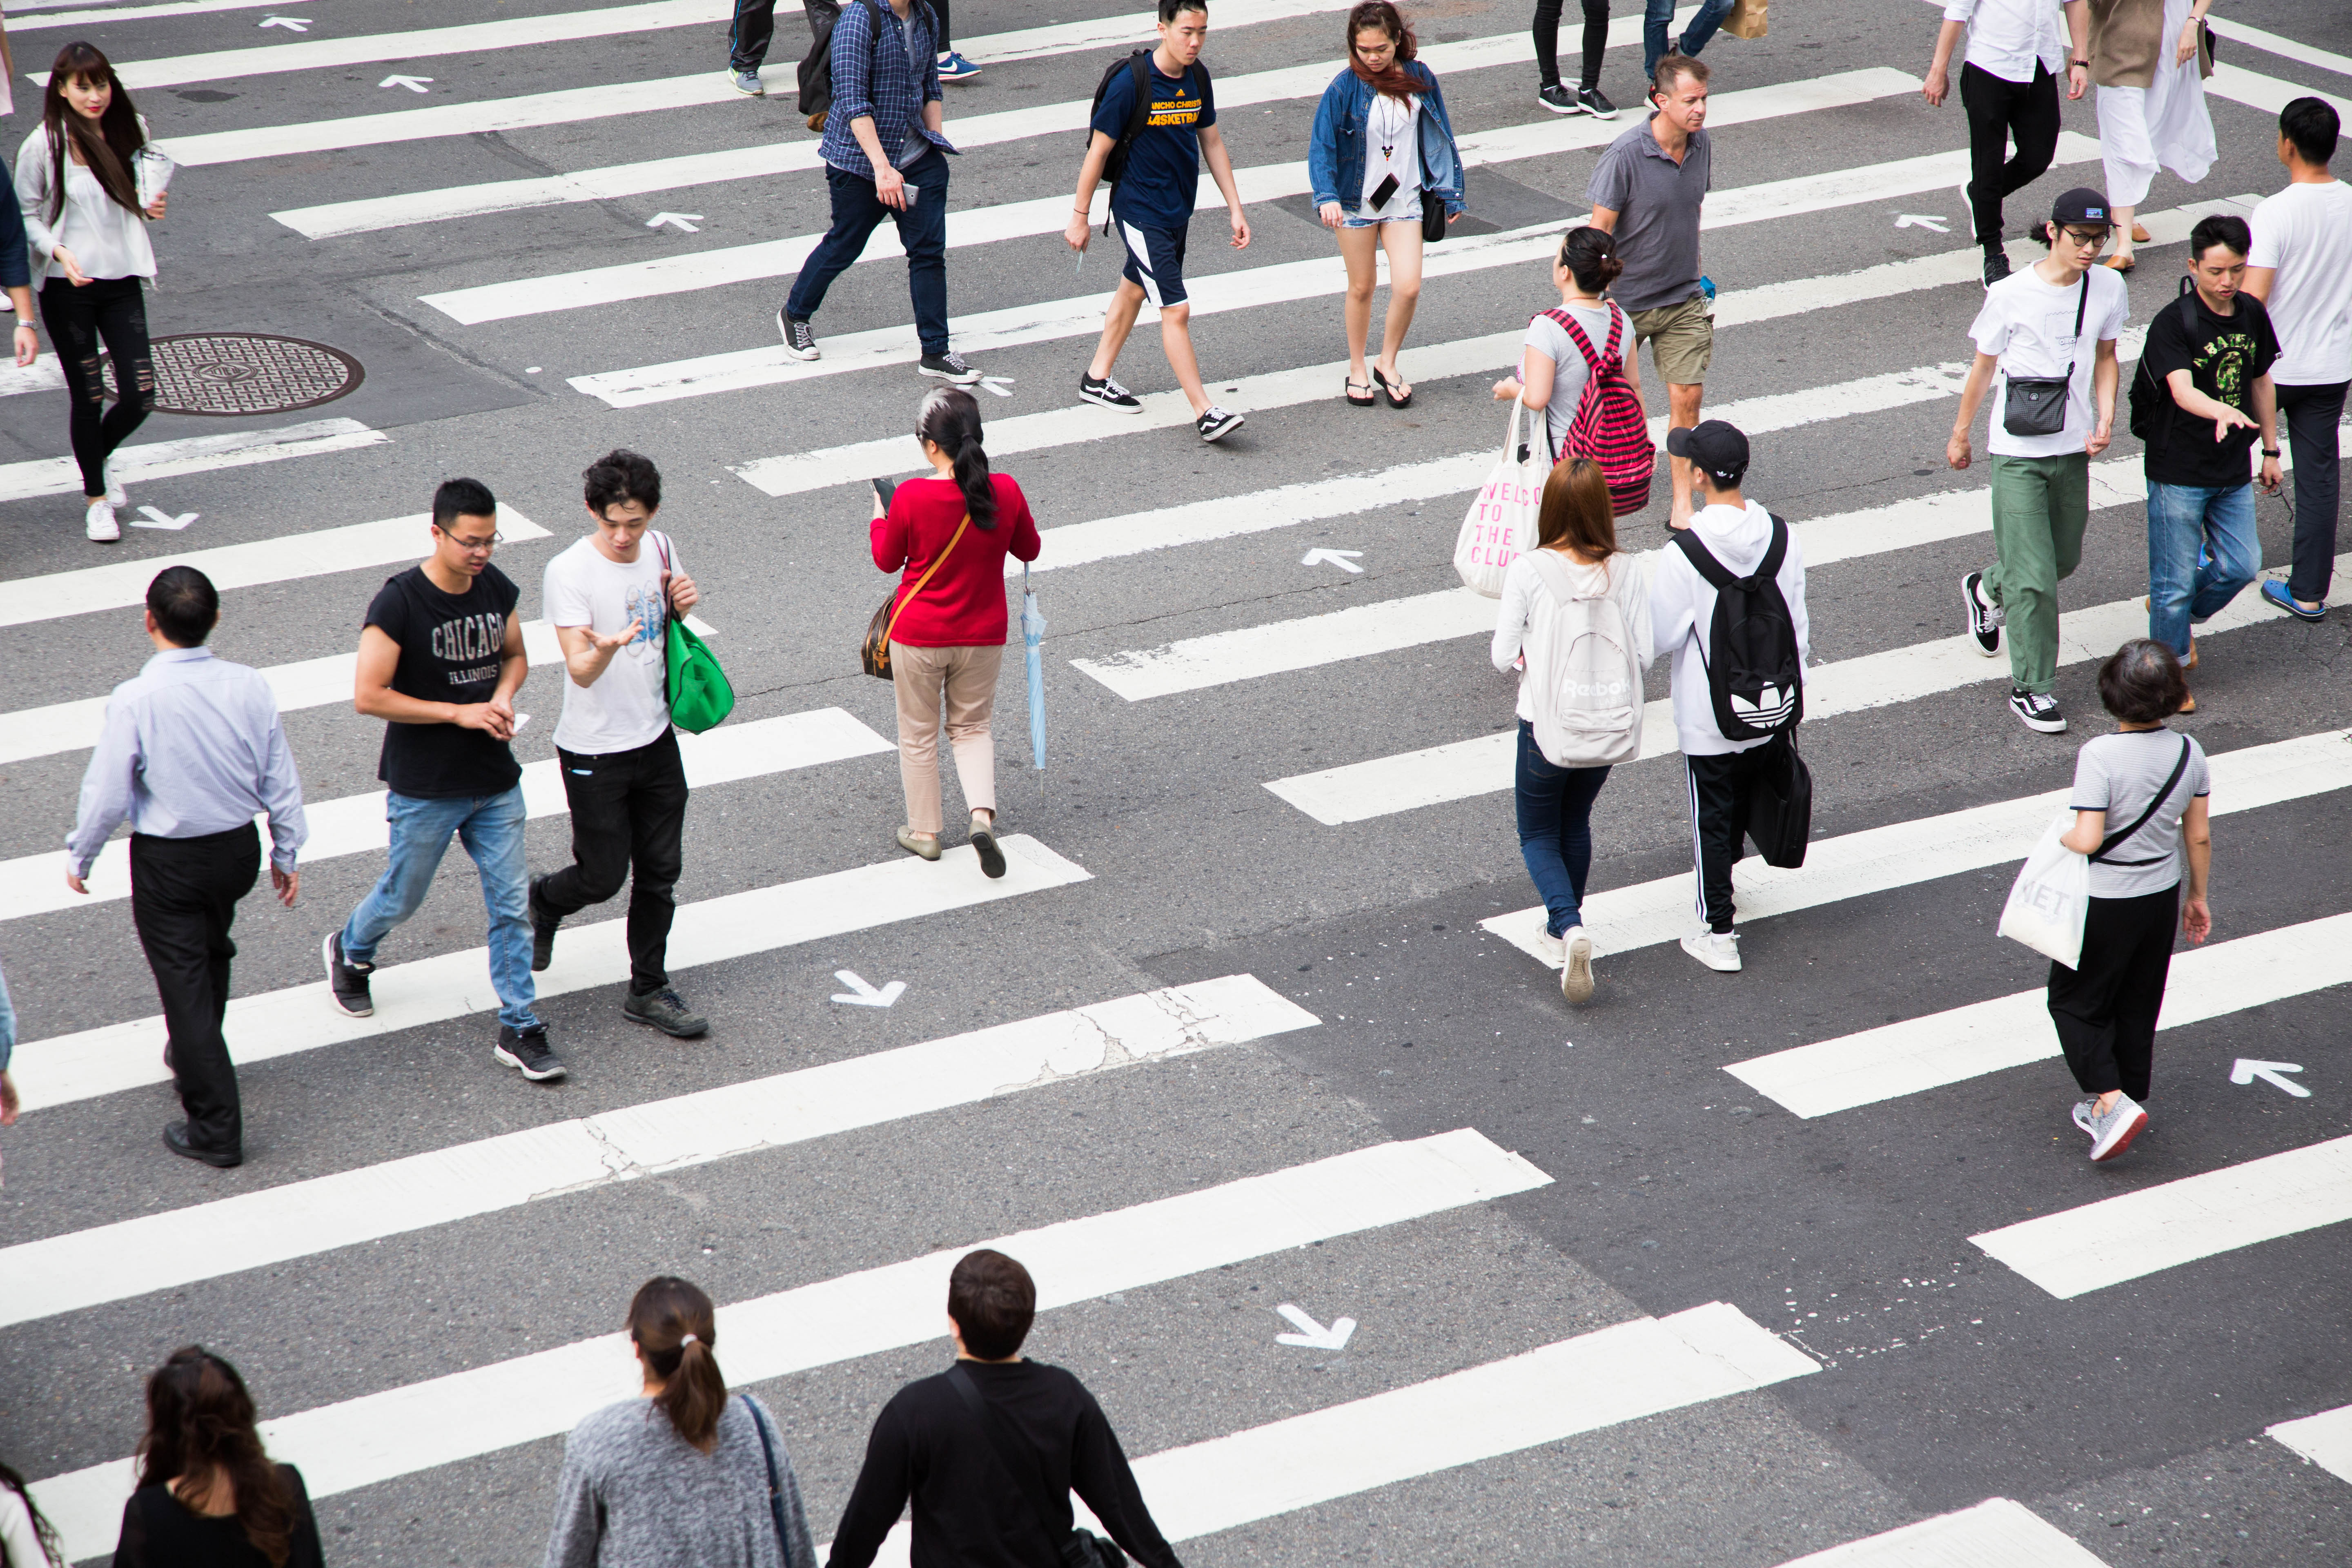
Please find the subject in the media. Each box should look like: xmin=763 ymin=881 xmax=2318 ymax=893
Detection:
xmin=1970 ymin=263 xmax=2131 ymax=459
xmin=543 ymin=534 xmax=675 ymax=755
xmin=1361 ymin=91 xmax=1421 ymax=215
xmin=2248 ymin=178 xmax=2352 ymax=387
xmin=1943 ymin=0 xmax=2068 ymax=84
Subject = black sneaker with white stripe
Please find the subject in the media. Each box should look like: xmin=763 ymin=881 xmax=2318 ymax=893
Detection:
xmin=1079 ymin=372 xmax=1142 ymax=412
xmin=2008 ymin=687 xmax=2067 ymax=733
xmin=777 ymin=310 xmax=819 ymax=360
xmin=495 ymin=1023 xmax=567 ymax=1081
xmin=919 ymin=351 xmax=982 ymax=385
xmin=1962 ymin=570 xmax=2005 ymax=655
xmin=1195 ymin=405 xmax=1245 ymax=442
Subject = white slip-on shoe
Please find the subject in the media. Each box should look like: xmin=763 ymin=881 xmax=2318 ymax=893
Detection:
xmin=1561 ymin=927 xmax=1596 ymax=1002
xmin=1679 ymin=928 xmax=1741 ymax=973
xmin=85 ymin=499 xmax=120 ymax=541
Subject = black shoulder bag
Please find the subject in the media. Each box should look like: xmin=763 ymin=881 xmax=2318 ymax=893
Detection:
xmin=2089 ymin=736 xmax=2194 ymax=866
xmin=946 ymin=1365 xmax=1127 ymax=1568
xmin=739 ymin=1395 xmax=815 ymax=1568
xmin=2002 ymin=272 xmax=2089 ymax=437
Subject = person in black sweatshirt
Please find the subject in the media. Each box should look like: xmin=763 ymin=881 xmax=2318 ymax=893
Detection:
xmin=824 ymin=1250 xmax=1182 ymax=1568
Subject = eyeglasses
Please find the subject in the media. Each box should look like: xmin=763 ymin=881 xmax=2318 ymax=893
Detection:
xmin=2058 ymin=227 xmax=2111 ymax=247
xmin=442 ymin=531 xmax=502 ymax=552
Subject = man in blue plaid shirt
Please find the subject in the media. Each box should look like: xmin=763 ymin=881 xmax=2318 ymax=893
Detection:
xmin=780 ymin=0 xmax=982 ymax=385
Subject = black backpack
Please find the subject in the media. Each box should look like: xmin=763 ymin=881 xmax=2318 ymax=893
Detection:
xmin=1088 ymin=51 xmax=1210 ymax=188
xmin=798 ymin=0 xmax=939 ymax=131
xmin=2128 ymin=277 xmax=2203 ymax=441
xmin=1673 ymin=514 xmax=1804 ymax=742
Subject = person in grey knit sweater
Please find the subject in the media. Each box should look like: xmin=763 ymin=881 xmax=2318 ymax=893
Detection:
xmin=544 ymin=1276 xmax=815 ymax=1568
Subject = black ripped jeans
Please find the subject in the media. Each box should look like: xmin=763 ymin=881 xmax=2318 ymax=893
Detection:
xmin=39 ymin=275 xmax=154 ymax=499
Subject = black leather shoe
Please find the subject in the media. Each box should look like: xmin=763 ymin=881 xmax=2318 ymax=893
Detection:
xmin=163 ymin=1120 xmax=241 ymax=1168
xmin=528 ymin=874 xmax=559 ymax=972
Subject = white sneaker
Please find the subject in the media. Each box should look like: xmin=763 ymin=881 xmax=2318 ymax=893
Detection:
xmin=85 ymin=498 xmax=121 ymax=541
xmin=103 ymin=459 xmax=126 ymax=506
xmin=1680 ymin=928 xmax=1741 ymax=973
xmin=1532 ymin=928 xmax=1565 ymax=965
xmin=1561 ymin=927 xmax=1596 ymax=1002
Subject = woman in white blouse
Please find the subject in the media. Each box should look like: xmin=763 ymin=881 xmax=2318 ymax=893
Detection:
xmin=14 ymin=42 xmax=170 ymax=543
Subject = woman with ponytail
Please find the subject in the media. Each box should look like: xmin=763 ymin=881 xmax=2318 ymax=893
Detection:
xmin=112 ymin=1348 xmax=323 ymax=1568
xmin=13 ymin=42 xmax=171 ymax=544
xmin=546 ymin=1277 xmax=814 ymax=1568
xmin=869 ymin=387 xmax=1042 ymax=878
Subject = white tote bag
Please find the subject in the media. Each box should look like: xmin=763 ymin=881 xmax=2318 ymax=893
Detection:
xmin=1996 ymin=812 xmax=2091 ymax=969
xmin=1455 ymin=400 xmax=1546 ymax=597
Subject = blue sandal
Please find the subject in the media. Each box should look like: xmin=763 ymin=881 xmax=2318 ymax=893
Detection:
xmin=2261 ymin=579 xmax=2328 ymax=622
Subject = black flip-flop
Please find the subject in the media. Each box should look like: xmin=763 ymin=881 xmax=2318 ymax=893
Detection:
xmin=1345 ymin=378 xmax=1375 ymax=407
xmin=1372 ymin=366 xmax=1413 ymax=408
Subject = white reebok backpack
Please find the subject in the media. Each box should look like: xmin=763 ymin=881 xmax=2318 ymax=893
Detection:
xmin=1521 ymin=550 xmax=1644 ymax=768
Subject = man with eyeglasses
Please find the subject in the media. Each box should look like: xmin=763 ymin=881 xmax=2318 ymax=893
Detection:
xmin=324 ymin=477 xmax=564 ymax=1082
xmin=1949 ymin=188 xmax=2129 ymax=735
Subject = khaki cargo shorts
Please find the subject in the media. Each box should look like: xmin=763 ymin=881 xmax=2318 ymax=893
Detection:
xmin=1628 ymin=292 xmax=1713 ymax=386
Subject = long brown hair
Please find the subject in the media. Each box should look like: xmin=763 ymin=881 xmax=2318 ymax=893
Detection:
xmin=0 ymin=1459 xmax=65 ymax=1568
xmin=135 ymin=1349 xmax=297 ymax=1568
xmin=1536 ymin=458 xmax=1618 ymax=561
xmin=629 ymin=1277 xmax=728 ymax=1452
xmin=42 ymin=42 xmax=147 ymax=223
xmin=1346 ymin=1 xmax=1423 ymax=100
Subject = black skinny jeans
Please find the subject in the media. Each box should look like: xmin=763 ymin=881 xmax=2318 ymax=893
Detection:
xmin=39 ymin=275 xmax=154 ymax=499
xmin=536 ymin=726 xmax=690 ymax=996
xmin=1534 ymin=0 xmax=1610 ymax=89
xmin=1959 ymin=61 xmax=2061 ymax=247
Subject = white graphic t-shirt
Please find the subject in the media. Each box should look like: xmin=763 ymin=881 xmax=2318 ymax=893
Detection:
xmin=543 ymin=534 xmax=674 ymax=755
xmin=1969 ymin=262 xmax=2131 ymax=459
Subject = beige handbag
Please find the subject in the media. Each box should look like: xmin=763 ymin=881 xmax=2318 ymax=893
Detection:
xmin=1721 ymin=0 xmax=1768 ymax=40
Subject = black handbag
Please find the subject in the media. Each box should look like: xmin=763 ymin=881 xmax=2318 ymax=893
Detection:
xmin=1745 ymin=728 xmax=1813 ymax=870
xmin=2002 ymin=273 xmax=2088 ymax=437
xmin=1420 ymin=186 xmax=1446 ymax=242
xmin=947 ymin=1366 xmax=1127 ymax=1568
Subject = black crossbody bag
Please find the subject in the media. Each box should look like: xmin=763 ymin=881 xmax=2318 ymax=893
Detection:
xmin=2002 ymin=273 xmax=2088 ymax=437
xmin=947 ymin=1366 xmax=1127 ymax=1568
xmin=2089 ymin=736 xmax=2194 ymax=866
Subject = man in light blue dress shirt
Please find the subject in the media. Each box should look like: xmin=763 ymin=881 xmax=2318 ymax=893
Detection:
xmin=67 ymin=566 xmax=307 ymax=1168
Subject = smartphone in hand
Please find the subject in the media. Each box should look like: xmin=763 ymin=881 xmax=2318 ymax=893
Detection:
xmin=873 ymin=477 xmax=898 ymax=511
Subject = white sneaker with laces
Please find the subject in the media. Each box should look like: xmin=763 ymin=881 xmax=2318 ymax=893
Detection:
xmin=1679 ymin=928 xmax=1741 ymax=973
xmin=1561 ymin=927 xmax=1596 ymax=1002
xmin=85 ymin=499 xmax=120 ymax=541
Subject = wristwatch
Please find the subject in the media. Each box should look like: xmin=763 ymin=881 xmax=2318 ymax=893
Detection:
xmin=2263 ymin=448 xmax=2281 ymax=457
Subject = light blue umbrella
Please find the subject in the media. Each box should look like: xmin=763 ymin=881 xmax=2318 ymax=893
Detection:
xmin=1021 ymin=563 xmax=1047 ymax=771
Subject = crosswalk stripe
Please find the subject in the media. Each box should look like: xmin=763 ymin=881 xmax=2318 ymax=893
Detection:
xmin=1970 ymin=1133 xmax=2352 ymax=1299
xmin=2207 ymin=61 xmax=2352 ymax=121
xmin=428 ymin=66 xmax=1918 ymax=325
xmin=11 ymin=834 xmax=1090 ymax=1115
xmin=0 ymin=353 xmax=65 ymax=397
xmin=2267 ymin=1404 xmax=2352 ymax=1486
xmin=1076 ymin=588 xmax=1494 ymax=701
xmin=1479 ymin=728 xmax=2352 ymax=969
xmin=0 ymin=706 xmax=885 ymax=924
xmin=2205 ymin=16 xmax=2352 ymax=79
xmin=40 ymin=0 xmax=740 ymax=91
xmin=0 ymin=974 xmax=1316 ymax=1329
xmin=0 ymin=416 xmax=387 ymax=506
xmin=7 ymin=0 xmax=334 ymax=28
xmin=0 ymin=503 xmax=543 ymax=630
xmin=1724 ymin=912 xmax=2352 ymax=1119
xmin=1772 ymin=1499 xmax=2110 ymax=1567
xmin=24 ymin=1127 xmax=1551 ymax=1561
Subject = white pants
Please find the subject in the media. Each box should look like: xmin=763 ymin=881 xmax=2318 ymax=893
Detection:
xmin=2096 ymin=0 xmax=2215 ymax=208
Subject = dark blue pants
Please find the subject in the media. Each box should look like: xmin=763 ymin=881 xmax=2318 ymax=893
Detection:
xmin=785 ymin=148 xmax=951 ymax=356
xmin=1515 ymin=721 xmax=1611 ymax=938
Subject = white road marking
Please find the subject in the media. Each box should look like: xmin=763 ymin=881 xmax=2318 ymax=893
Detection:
xmin=1772 ymin=1499 xmax=2112 ymax=1567
xmin=1971 ymin=1134 xmax=2352 ymax=1299
xmin=0 ymin=975 xmax=1317 ymax=1328
xmin=2268 ymin=1403 xmax=2352 ymax=1486
xmin=25 ymin=1128 xmax=1550 ymax=1561
xmin=0 ymin=417 xmax=387 ymax=504
xmin=7 ymin=0 xmax=329 ymax=29
xmin=1724 ymin=913 xmax=2352 ymax=1119
xmin=2205 ymin=16 xmax=2352 ymax=79
xmin=2231 ymin=1059 xmax=2312 ymax=1098
xmin=0 ymin=707 xmax=888 ymax=923
xmin=1076 ymin=589 xmax=1497 ymax=701
xmin=0 ymin=353 xmax=65 ymax=396
xmin=2206 ymin=61 xmax=2352 ymax=121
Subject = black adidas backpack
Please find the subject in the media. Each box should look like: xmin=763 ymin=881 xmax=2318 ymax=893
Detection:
xmin=1087 ymin=51 xmax=1211 ymax=189
xmin=1673 ymin=514 xmax=1804 ymax=742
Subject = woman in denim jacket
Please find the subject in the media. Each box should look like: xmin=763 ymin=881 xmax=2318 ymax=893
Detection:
xmin=1307 ymin=1 xmax=1464 ymax=409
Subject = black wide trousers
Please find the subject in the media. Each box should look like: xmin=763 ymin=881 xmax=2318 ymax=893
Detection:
xmin=131 ymin=824 xmax=261 ymax=1156
xmin=2047 ymin=883 xmax=2180 ymax=1101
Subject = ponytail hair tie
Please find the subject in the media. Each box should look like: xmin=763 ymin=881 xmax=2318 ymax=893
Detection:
xmin=679 ymin=1333 xmax=698 ymax=1346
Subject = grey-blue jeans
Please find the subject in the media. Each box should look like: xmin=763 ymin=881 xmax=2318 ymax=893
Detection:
xmin=339 ymin=786 xmax=540 ymax=1031
xmin=1646 ymin=0 xmax=1733 ymax=80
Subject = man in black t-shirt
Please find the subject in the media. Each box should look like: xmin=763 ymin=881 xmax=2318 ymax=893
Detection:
xmin=2140 ymin=214 xmax=2284 ymax=711
xmin=322 ymin=478 xmax=564 ymax=1082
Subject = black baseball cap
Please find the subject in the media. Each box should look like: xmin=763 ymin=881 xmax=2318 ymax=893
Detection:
xmin=1666 ymin=419 xmax=1749 ymax=483
xmin=2050 ymin=187 xmax=2115 ymax=227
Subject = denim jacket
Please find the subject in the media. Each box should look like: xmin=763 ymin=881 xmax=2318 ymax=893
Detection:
xmin=1306 ymin=62 xmax=1465 ymax=216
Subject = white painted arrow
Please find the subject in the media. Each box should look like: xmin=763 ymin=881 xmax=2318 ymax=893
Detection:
xmin=131 ymin=506 xmax=197 ymax=531
xmin=1301 ymin=548 xmax=1365 ymax=574
xmin=645 ymin=212 xmax=705 ymax=233
xmin=1895 ymin=213 xmax=1951 ymax=232
xmin=258 ymin=16 xmax=311 ymax=30
xmin=830 ymin=970 xmax=905 ymax=1008
xmin=976 ymin=375 xmax=1017 ymax=399
xmin=379 ymin=75 xmax=434 ymax=93
xmin=1274 ymin=1303 xmax=1356 ymax=1350
xmin=2232 ymin=1058 xmax=2311 ymax=1098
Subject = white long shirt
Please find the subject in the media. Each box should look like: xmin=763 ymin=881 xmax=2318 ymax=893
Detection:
xmin=1943 ymin=0 xmax=2070 ymax=84
xmin=13 ymin=124 xmax=160 ymax=288
xmin=1647 ymin=500 xmax=1811 ymax=757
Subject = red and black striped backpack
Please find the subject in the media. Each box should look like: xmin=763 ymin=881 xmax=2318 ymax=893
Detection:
xmin=1543 ymin=306 xmax=1654 ymax=516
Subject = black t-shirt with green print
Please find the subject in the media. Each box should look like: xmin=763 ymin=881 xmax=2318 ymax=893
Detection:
xmin=2141 ymin=289 xmax=2279 ymax=489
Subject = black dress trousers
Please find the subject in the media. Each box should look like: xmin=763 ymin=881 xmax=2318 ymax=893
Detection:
xmin=130 ymin=824 xmax=262 ymax=1156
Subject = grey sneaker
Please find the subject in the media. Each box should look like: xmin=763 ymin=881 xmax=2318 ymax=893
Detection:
xmin=2087 ymin=1093 xmax=2148 ymax=1162
xmin=777 ymin=310 xmax=820 ymax=360
xmin=624 ymin=987 xmax=710 ymax=1038
xmin=729 ymin=68 xmax=764 ymax=95
xmin=919 ymin=350 xmax=982 ymax=385
xmin=495 ymin=1024 xmax=567 ymax=1082
xmin=1561 ymin=927 xmax=1596 ymax=1003
xmin=2071 ymin=1098 xmax=2098 ymax=1138
xmin=1680 ymin=928 xmax=1741 ymax=973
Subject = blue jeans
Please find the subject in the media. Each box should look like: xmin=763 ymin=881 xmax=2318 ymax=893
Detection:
xmin=785 ymin=147 xmax=951 ymax=356
xmin=1516 ymin=721 xmax=1612 ymax=937
xmin=339 ymin=786 xmax=539 ymax=1031
xmin=1645 ymin=0 xmax=1733 ymax=80
xmin=2145 ymin=480 xmax=2259 ymax=659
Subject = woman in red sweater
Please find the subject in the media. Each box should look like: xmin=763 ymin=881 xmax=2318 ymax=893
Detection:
xmin=871 ymin=387 xmax=1043 ymax=876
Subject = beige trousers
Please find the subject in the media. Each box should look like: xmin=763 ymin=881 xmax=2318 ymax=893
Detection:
xmin=890 ymin=641 xmax=1002 ymax=835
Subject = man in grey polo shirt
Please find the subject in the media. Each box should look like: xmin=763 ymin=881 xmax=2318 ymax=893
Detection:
xmin=1588 ymin=52 xmax=1713 ymax=525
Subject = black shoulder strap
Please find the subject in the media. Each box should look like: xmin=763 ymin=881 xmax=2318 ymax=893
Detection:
xmin=946 ymin=1366 xmax=1067 ymax=1568
xmin=2092 ymin=736 xmax=2194 ymax=862
xmin=1758 ymin=512 xmax=1788 ymax=582
xmin=1671 ymin=527 xmax=1734 ymax=590
xmin=1125 ymin=52 xmax=1152 ymax=143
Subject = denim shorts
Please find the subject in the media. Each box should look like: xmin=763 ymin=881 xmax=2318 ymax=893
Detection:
xmin=1340 ymin=208 xmax=1422 ymax=229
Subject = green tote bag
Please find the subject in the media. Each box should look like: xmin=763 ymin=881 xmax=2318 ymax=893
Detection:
xmin=654 ymin=533 xmax=734 ymax=733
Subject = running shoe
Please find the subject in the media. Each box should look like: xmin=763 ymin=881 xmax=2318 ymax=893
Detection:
xmin=2071 ymin=1098 xmax=2098 ymax=1139
xmin=1962 ymin=570 xmax=2004 ymax=655
xmin=1982 ymin=246 xmax=2012 ymax=287
xmin=919 ymin=350 xmax=982 ymax=385
xmin=2008 ymin=687 xmax=2067 ymax=734
xmin=935 ymin=51 xmax=981 ymax=82
xmin=1196 ymin=405 xmax=1245 ymax=442
xmin=1537 ymin=83 xmax=1575 ymax=114
xmin=495 ymin=1024 xmax=567 ymax=1082
xmin=323 ymin=930 xmax=374 ymax=1017
xmin=624 ymin=987 xmax=710 ymax=1038
xmin=1679 ymin=929 xmax=1741 ymax=973
xmin=1575 ymin=86 xmax=1618 ymax=118
xmin=777 ymin=310 xmax=820 ymax=360
xmin=2087 ymin=1093 xmax=2148 ymax=1161
xmin=85 ymin=499 xmax=120 ymax=542
xmin=729 ymin=69 xmax=764 ymax=96
xmin=528 ymin=874 xmax=559 ymax=973
xmin=1079 ymin=372 xmax=1142 ymax=412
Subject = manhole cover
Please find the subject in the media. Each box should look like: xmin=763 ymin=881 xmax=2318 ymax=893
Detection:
xmin=103 ymin=332 xmax=363 ymax=416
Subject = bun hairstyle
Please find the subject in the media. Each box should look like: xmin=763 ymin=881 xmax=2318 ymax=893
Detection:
xmin=628 ymin=1276 xmax=728 ymax=1452
xmin=915 ymin=387 xmax=999 ymax=530
xmin=136 ymin=1348 xmax=298 ymax=1567
xmin=42 ymin=42 xmax=147 ymax=222
xmin=1557 ymin=227 xmax=1623 ymax=294
xmin=1345 ymin=1 xmax=1422 ymax=100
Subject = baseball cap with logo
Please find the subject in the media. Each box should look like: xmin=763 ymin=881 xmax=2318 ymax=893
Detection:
xmin=2051 ymin=187 xmax=2114 ymax=227
xmin=1666 ymin=420 xmax=1749 ymax=484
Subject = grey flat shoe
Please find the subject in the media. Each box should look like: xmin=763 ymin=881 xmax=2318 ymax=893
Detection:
xmin=896 ymin=826 xmax=942 ymax=861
